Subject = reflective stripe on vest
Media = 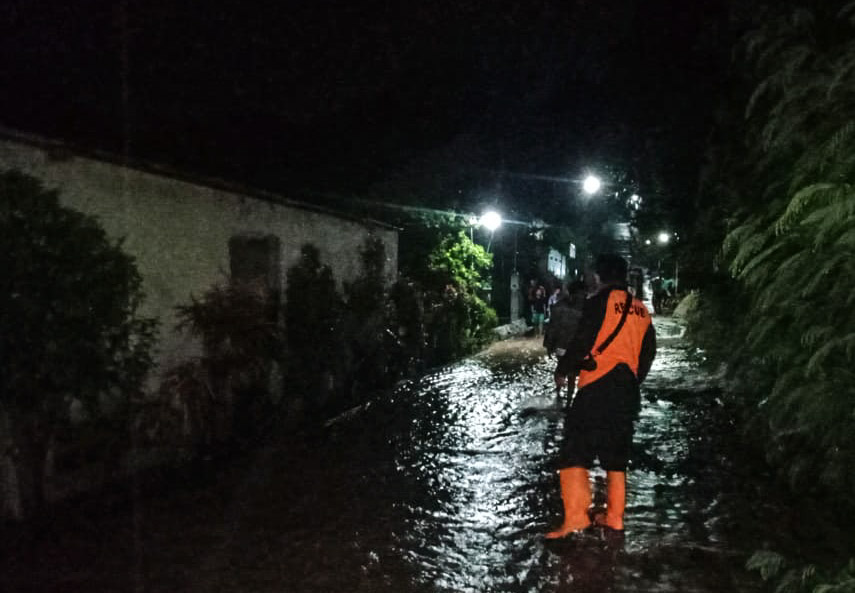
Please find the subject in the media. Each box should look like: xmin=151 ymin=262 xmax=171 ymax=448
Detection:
xmin=577 ymin=289 xmax=652 ymax=389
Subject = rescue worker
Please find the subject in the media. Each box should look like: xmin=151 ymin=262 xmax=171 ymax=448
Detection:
xmin=546 ymin=254 xmax=656 ymax=538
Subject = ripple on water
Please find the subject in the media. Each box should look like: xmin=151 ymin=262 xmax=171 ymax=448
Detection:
xmin=375 ymin=328 xmax=762 ymax=593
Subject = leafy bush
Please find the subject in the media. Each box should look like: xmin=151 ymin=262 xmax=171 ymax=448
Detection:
xmin=423 ymin=230 xmax=497 ymax=364
xmin=686 ymin=1 xmax=855 ymax=504
xmin=748 ymin=550 xmax=855 ymax=593
xmin=0 ymin=169 xmax=156 ymax=515
xmin=171 ymin=279 xmax=281 ymax=443
xmin=340 ymin=237 xmax=397 ymax=400
xmin=716 ymin=2 xmax=855 ymax=498
xmin=387 ymin=277 xmax=426 ymax=377
xmin=284 ymin=244 xmax=342 ymax=413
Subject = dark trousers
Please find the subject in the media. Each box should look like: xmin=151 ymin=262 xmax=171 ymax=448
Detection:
xmin=559 ymin=364 xmax=640 ymax=472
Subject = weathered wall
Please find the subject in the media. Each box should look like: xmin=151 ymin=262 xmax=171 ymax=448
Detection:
xmin=0 ymin=135 xmax=398 ymax=378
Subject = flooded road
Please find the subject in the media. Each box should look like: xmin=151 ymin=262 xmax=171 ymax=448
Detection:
xmin=2 ymin=317 xmax=774 ymax=592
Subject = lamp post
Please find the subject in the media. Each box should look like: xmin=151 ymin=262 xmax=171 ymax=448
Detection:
xmin=479 ymin=210 xmax=502 ymax=253
xmin=656 ymin=231 xmax=678 ymax=294
xmin=470 ymin=210 xmax=502 ymax=306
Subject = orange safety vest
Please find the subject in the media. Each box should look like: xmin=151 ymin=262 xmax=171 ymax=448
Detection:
xmin=577 ymin=289 xmax=652 ymax=389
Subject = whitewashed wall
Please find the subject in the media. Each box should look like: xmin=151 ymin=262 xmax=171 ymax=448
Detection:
xmin=0 ymin=134 xmax=398 ymax=377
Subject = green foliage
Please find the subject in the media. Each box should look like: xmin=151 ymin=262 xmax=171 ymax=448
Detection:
xmin=0 ymin=169 xmax=156 ymax=512
xmin=284 ymin=244 xmax=342 ymax=408
xmin=341 ymin=237 xmax=396 ymax=397
xmin=427 ymin=230 xmax=494 ymax=292
xmin=748 ymin=551 xmax=855 ymax=593
xmin=0 ymin=170 xmax=157 ymax=410
xmin=747 ymin=550 xmax=788 ymax=582
xmin=388 ymin=277 xmax=426 ymax=376
xmin=683 ymin=280 xmax=745 ymax=364
xmin=397 ymin=210 xmax=469 ymax=282
xmin=388 ymin=213 xmax=498 ymax=365
xmin=176 ymin=280 xmax=281 ymax=373
xmin=722 ymin=1 xmax=855 ymax=497
xmin=686 ymin=1 xmax=855 ymax=505
xmin=424 ymin=230 xmax=497 ymax=363
xmin=173 ymin=279 xmax=282 ymax=440
xmin=280 ymin=231 xmax=495 ymax=414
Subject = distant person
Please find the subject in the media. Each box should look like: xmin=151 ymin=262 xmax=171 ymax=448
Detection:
xmin=531 ymin=285 xmax=547 ymax=336
xmin=662 ymin=277 xmax=676 ymax=298
xmin=546 ymin=287 xmax=561 ymax=320
xmin=628 ymin=267 xmax=644 ymax=299
xmin=546 ymin=253 xmax=656 ymax=539
xmin=543 ymin=282 xmax=585 ymax=359
xmin=526 ymin=279 xmax=538 ymax=324
xmin=651 ymin=275 xmax=665 ymax=314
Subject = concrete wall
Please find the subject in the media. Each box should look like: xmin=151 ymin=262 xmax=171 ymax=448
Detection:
xmin=0 ymin=135 xmax=398 ymax=379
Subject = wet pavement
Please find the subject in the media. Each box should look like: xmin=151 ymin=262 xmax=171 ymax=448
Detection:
xmin=0 ymin=317 xmax=790 ymax=592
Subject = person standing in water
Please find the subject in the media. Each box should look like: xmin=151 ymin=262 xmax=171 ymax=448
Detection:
xmin=546 ymin=254 xmax=656 ymax=538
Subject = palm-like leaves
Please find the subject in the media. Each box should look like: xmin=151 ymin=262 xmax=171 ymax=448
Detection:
xmin=720 ymin=2 xmax=855 ymax=494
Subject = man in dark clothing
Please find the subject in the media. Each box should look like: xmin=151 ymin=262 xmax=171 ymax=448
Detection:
xmin=651 ymin=275 xmax=666 ymax=314
xmin=543 ymin=282 xmax=585 ymax=357
xmin=525 ymin=279 xmax=538 ymax=324
xmin=546 ymin=254 xmax=657 ymax=539
xmin=531 ymin=285 xmax=548 ymax=336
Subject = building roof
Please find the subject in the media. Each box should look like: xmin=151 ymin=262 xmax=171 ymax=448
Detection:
xmin=0 ymin=126 xmax=399 ymax=231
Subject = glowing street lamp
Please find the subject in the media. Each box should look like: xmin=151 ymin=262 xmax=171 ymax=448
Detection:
xmin=582 ymin=175 xmax=602 ymax=195
xmin=479 ymin=210 xmax=502 ymax=232
xmin=654 ymin=231 xmax=679 ymax=293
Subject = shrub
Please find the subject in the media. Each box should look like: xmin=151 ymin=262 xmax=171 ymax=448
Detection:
xmin=423 ymin=230 xmax=497 ymax=364
xmin=284 ymin=244 xmax=342 ymax=413
xmin=0 ymin=169 xmax=156 ymax=516
xmin=172 ymin=278 xmax=281 ymax=443
xmin=340 ymin=237 xmax=396 ymax=400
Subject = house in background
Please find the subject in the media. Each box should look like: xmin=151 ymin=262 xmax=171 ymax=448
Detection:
xmin=0 ymin=128 xmax=399 ymax=382
xmin=546 ymin=247 xmax=568 ymax=280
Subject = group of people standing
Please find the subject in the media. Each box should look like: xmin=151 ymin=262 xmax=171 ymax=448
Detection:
xmin=529 ymin=254 xmax=658 ymax=540
xmin=526 ymin=280 xmax=586 ymax=344
xmin=650 ymin=274 xmax=677 ymax=315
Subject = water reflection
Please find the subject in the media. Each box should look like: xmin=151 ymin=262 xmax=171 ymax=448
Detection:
xmin=0 ymin=317 xmax=766 ymax=592
xmin=379 ymin=317 xmax=762 ymax=592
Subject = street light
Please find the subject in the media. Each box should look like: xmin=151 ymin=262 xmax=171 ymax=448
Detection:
xmin=479 ymin=210 xmax=502 ymax=232
xmin=655 ymin=231 xmax=679 ymax=294
xmin=582 ymin=175 xmax=602 ymax=195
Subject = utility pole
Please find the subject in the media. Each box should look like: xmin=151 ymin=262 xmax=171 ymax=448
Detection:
xmin=510 ymin=227 xmax=520 ymax=321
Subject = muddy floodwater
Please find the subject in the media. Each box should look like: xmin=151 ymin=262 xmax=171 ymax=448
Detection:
xmin=1 ymin=317 xmax=837 ymax=592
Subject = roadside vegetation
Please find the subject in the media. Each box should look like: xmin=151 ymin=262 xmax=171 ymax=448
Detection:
xmin=0 ymin=170 xmax=157 ymax=519
xmin=0 ymin=169 xmax=497 ymax=519
xmin=681 ymin=2 xmax=855 ymax=589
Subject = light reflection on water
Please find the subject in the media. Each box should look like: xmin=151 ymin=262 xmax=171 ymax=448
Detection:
xmin=0 ymin=317 xmax=770 ymax=593
xmin=382 ymin=317 xmax=762 ymax=592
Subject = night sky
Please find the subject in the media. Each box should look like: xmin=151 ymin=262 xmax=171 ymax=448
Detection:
xmin=0 ymin=0 xmax=731 ymax=223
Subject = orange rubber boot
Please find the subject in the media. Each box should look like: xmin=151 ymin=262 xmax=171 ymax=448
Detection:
xmin=545 ymin=467 xmax=592 ymax=539
xmin=594 ymin=471 xmax=626 ymax=531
